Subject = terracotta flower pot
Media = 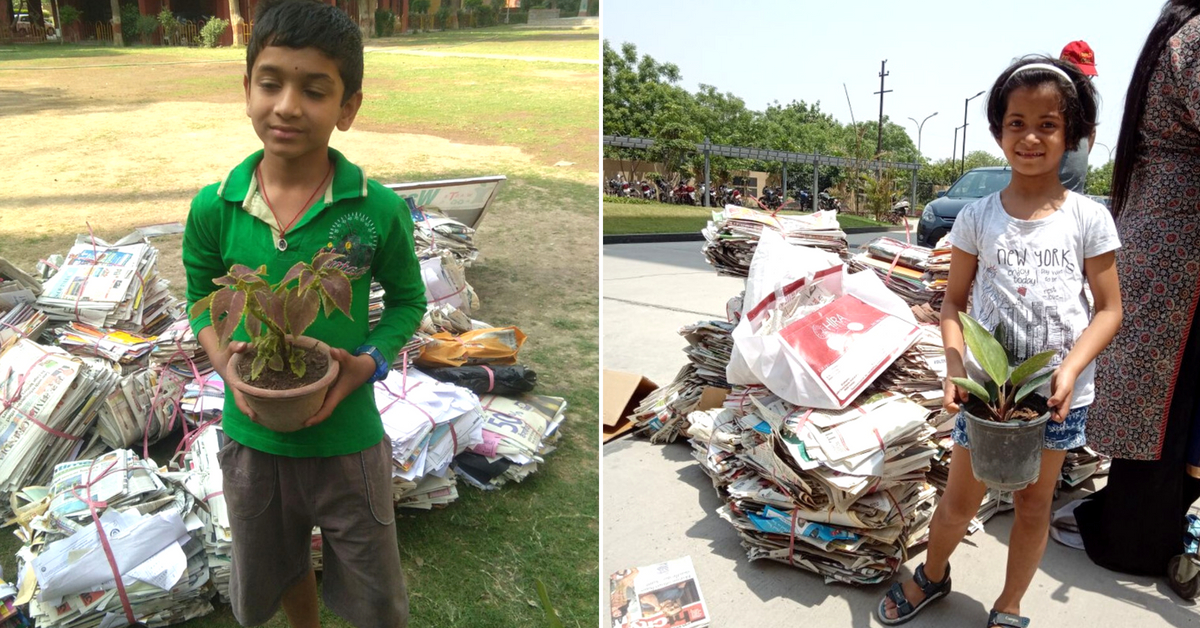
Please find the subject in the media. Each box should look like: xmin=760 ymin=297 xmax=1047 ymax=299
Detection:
xmin=226 ymin=335 xmax=339 ymax=433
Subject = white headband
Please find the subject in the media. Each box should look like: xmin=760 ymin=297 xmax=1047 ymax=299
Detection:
xmin=1008 ymin=62 xmax=1076 ymax=88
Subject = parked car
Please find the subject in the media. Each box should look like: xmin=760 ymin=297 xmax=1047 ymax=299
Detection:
xmin=917 ymin=166 xmax=1012 ymax=248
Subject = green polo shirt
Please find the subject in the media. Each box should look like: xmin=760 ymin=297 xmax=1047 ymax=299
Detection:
xmin=183 ymin=148 xmax=426 ymax=457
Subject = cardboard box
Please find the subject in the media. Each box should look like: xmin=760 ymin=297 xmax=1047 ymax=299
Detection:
xmin=603 ymin=370 xmax=658 ymax=443
xmin=696 ymin=386 xmax=730 ymax=412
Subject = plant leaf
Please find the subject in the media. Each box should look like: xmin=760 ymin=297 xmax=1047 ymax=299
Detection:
xmin=281 ymin=262 xmax=306 ymax=287
xmin=212 ymin=275 xmax=236 ymax=286
xmin=320 ymin=290 xmax=335 ymax=318
xmin=245 ymin=315 xmax=262 ymax=339
xmin=230 ymin=264 xmax=259 ymax=281
xmin=226 ymin=290 xmax=246 ymax=337
xmin=319 ymin=274 xmax=353 ymax=319
xmin=289 ymin=349 xmax=307 ymax=378
xmin=950 ymin=377 xmax=991 ymax=403
xmin=285 ymin=287 xmax=320 ymax=336
xmin=298 ymin=269 xmax=317 ymax=293
xmin=1015 ymin=371 xmax=1055 ymax=406
xmin=312 ymin=252 xmax=342 ymax=271
xmin=250 ymin=353 xmax=267 ymax=381
xmin=958 ymin=312 xmax=1010 ymax=388
xmin=1010 ymin=350 xmax=1058 ymax=387
xmin=210 ymin=288 xmax=235 ymax=347
xmin=253 ymin=290 xmax=285 ymax=328
xmin=188 ymin=293 xmax=213 ymax=321
xmin=534 ymin=579 xmax=565 ymax=628
xmin=268 ymin=353 xmax=284 ymax=371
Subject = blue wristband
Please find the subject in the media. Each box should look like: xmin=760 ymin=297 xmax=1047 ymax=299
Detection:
xmin=355 ymin=345 xmax=389 ymax=383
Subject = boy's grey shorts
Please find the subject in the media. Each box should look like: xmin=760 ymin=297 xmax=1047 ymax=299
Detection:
xmin=217 ymin=437 xmax=408 ymax=628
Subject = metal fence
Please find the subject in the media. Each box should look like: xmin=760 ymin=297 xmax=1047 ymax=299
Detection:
xmin=603 ymin=135 xmax=922 ymax=212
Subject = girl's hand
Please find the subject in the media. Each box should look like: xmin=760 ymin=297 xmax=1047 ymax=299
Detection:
xmin=943 ymin=377 xmax=967 ymax=415
xmin=1047 ymin=367 xmax=1077 ymax=423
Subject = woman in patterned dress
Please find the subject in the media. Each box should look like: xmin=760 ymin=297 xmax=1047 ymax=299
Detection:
xmin=1075 ymin=0 xmax=1200 ymax=594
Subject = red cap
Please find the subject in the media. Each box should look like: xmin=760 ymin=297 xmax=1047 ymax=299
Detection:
xmin=1061 ymin=41 xmax=1098 ymax=76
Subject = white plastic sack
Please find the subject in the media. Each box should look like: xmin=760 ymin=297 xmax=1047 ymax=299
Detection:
xmin=726 ymin=231 xmax=920 ymax=409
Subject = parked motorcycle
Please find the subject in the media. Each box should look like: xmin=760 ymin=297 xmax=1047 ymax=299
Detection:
xmin=637 ymin=180 xmax=656 ymax=201
xmin=761 ymin=187 xmax=783 ymax=211
xmin=655 ymin=179 xmax=673 ymax=203
xmin=819 ymin=192 xmax=842 ymax=211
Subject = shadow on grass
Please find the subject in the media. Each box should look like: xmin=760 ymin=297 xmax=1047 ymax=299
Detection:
xmin=0 ymin=44 xmax=133 ymax=63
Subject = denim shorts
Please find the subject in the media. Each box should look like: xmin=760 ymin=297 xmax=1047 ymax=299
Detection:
xmin=952 ymin=405 xmax=1088 ymax=451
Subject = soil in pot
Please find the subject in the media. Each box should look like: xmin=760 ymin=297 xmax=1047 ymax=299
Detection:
xmin=235 ymin=348 xmax=330 ymax=390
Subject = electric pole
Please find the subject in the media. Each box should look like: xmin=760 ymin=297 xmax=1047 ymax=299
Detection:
xmin=874 ymin=59 xmax=892 ymax=156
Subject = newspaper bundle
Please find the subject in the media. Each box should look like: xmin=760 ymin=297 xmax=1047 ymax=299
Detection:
xmin=611 ymin=556 xmax=710 ymax=628
xmin=0 ymin=256 xmax=42 ymax=309
xmin=0 ymin=303 xmax=48 ymax=353
xmin=688 ymin=383 xmax=939 ymax=585
xmin=0 ymin=340 xmax=119 ymax=510
xmin=455 ymin=393 xmax=567 ymax=489
xmin=848 ymin=237 xmax=937 ymax=307
xmin=374 ymin=368 xmax=484 ymax=507
xmin=173 ymin=424 xmax=231 ymax=603
xmin=149 ymin=319 xmax=211 ymax=379
xmin=95 ymin=368 xmax=186 ymax=451
xmin=702 ymin=206 xmax=848 ymax=277
xmin=53 ymin=323 xmax=156 ymax=366
xmin=411 ymin=207 xmax=479 ymax=266
xmin=628 ymin=319 xmax=735 ymax=443
xmin=18 ymin=450 xmax=216 ymax=628
xmin=34 ymin=235 xmax=178 ymax=336
xmin=420 ymin=253 xmax=480 ymax=316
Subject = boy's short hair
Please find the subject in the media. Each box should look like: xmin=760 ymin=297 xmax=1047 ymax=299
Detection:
xmin=246 ymin=0 xmax=364 ymax=104
xmin=985 ymin=55 xmax=1099 ymax=152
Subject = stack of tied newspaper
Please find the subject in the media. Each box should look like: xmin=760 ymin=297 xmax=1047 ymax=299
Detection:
xmin=848 ymin=237 xmax=937 ymax=307
xmin=0 ymin=339 xmax=120 ymax=512
xmin=923 ymin=242 xmax=951 ymax=301
xmin=150 ymin=319 xmax=212 ymax=379
xmin=702 ymin=207 xmax=848 ymax=277
xmin=34 ymin=234 xmax=178 ymax=336
xmin=454 ymin=393 xmax=567 ymax=489
xmin=95 ymin=367 xmax=186 ymax=450
xmin=871 ymin=326 xmax=947 ymax=411
xmin=180 ymin=373 xmax=224 ymax=424
xmin=172 ymin=424 xmax=232 ymax=603
xmin=17 ymin=449 xmax=216 ymax=627
xmin=0 ymin=302 xmax=49 ymax=352
xmin=1060 ymin=446 xmax=1110 ymax=487
xmin=628 ymin=318 xmax=735 ymax=443
xmin=52 ymin=323 xmax=156 ymax=367
xmin=610 ymin=556 xmax=710 ymax=628
xmin=419 ymin=252 xmax=480 ymax=317
xmin=410 ymin=206 xmax=479 ymax=266
xmin=0 ymin=256 xmax=41 ymax=308
xmin=688 ymin=386 xmax=939 ymax=585
xmin=373 ymin=368 xmax=484 ymax=509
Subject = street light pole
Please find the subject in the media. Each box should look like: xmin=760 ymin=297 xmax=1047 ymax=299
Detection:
xmin=952 ymin=126 xmax=960 ymax=166
xmin=961 ymin=90 xmax=985 ymax=176
xmin=908 ymin=111 xmax=938 ymax=207
xmin=1094 ymin=141 xmax=1115 ymax=162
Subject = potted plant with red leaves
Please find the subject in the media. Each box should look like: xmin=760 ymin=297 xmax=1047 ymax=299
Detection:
xmin=190 ymin=252 xmax=353 ymax=432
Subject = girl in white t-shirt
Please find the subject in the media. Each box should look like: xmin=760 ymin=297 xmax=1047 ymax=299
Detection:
xmin=878 ymin=56 xmax=1123 ymax=628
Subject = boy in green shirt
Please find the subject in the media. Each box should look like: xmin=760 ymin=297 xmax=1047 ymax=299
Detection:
xmin=181 ymin=1 xmax=424 ymax=625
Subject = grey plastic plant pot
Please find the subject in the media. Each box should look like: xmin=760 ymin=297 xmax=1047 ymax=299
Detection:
xmin=226 ymin=335 xmax=340 ymax=433
xmin=962 ymin=398 xmax=1050 ymax=491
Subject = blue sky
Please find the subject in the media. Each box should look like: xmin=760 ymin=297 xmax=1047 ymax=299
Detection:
xmin=602 ymin=0 xmax=1164 ymax=166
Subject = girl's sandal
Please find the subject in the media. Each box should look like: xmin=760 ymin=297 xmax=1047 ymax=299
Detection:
xmin=875 ymin=563 xmax=952 ymax=626
xmin=987 ymin=610 xmax=1030 ymax=628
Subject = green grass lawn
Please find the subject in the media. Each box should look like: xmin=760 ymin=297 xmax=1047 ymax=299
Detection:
xmin=371 ymin=25 xmax=599 ymax=59
xmin=602 ymin=200 xmax=890 ymax=234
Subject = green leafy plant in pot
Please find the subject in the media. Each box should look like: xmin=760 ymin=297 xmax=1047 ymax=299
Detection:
xmin=950 ymin=312 xmax=1056 ymax=490
xmin=190 ymin=252 xmax=353 ymax=433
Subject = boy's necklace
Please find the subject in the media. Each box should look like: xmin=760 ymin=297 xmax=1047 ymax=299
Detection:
xmin=256 ymin=162 xmax=333 ymax=252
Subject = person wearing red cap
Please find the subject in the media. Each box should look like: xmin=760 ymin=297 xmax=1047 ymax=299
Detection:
xmin=1057 ymin=41 xmax=1098 ymax=193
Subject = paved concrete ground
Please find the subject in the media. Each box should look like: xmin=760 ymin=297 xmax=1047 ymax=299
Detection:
xmin=602 ymin=235 xmax=1200 ymax=627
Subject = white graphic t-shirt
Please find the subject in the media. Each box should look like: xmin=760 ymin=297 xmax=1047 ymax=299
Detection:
xmin=946 ymin=191 xmax=1120 ymax=408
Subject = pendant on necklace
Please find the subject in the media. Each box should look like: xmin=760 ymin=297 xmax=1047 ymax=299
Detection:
xmin=276 ymin=237 xmax=288 ymax=252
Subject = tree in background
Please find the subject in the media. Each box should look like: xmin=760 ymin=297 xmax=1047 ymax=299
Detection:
xmin=1087 ymin=160 xmax=1113 ymax=196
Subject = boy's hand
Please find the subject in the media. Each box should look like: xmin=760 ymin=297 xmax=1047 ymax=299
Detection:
xmin=1047 ymin=367 xmax=1077 ymax=423
xmin=942 ymin=377 xmax=967 ymax=415
xmin=302 ymin=348 xmax=377 ymax=428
